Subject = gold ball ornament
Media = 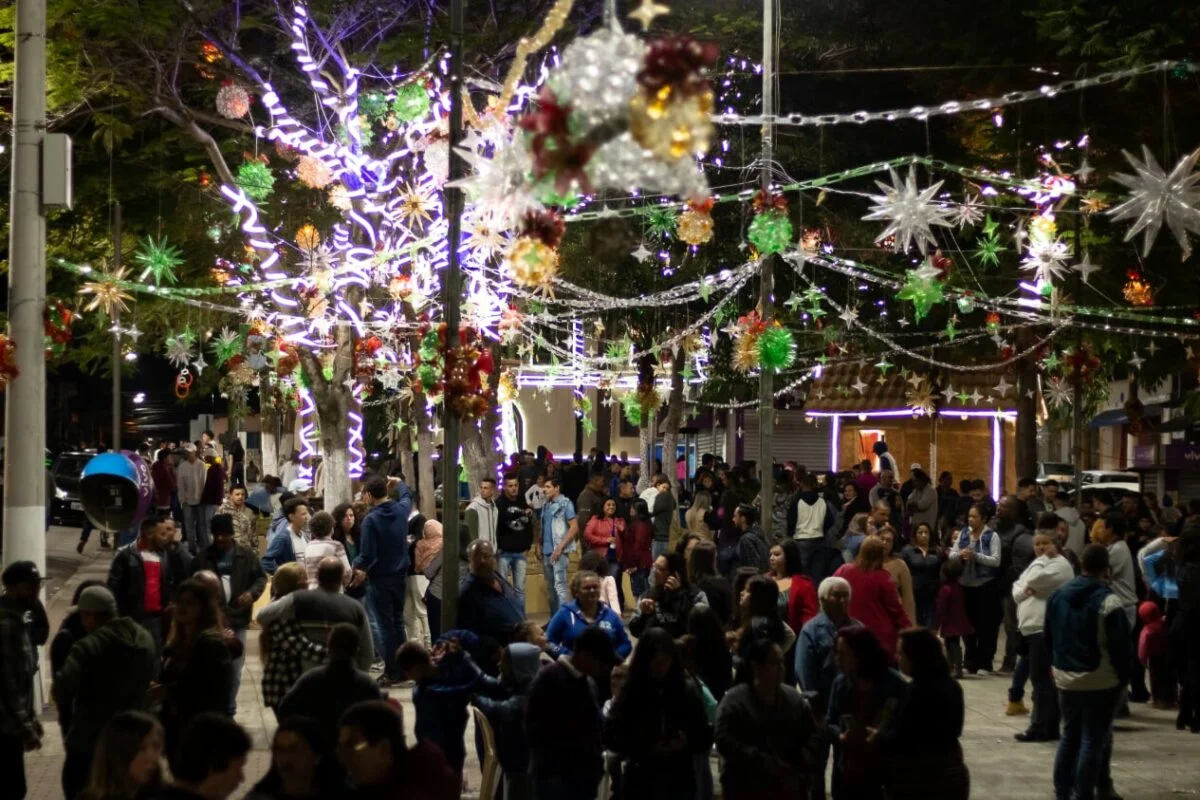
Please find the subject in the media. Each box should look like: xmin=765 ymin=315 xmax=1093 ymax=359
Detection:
xmin=296 ymin=155 xmax=334 ymax=189
xmin=629 ymin=87 xmax=714 ymax=162
xmin=296 ymin=224 xmax=321 ymax=252
xmin=505 ymin=237 xmax=559 ymax=297
xmin=677 ymin=206 xmax=714 ymax=245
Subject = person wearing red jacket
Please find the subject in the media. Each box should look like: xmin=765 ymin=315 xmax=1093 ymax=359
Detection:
xmin=833 ymin=537 xmax=912 ymax=659
xmin=769 ymin=540 xmax=819 ymax=634
xmin=584 ymin=498 xmax=626 ymax=562
xmin=935 ymin=557 xmax=974 ymax=679
xmin=619 ymin=499 xmax=654 ymax=601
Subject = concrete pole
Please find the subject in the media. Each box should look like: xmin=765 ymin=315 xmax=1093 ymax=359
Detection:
xmin=2 ymin=0 xmax=47 ymax=573
xmin=440 ymin=0 xmax=465 ymax=631
xmin=757 ymin=0 xmax=777 ymax=518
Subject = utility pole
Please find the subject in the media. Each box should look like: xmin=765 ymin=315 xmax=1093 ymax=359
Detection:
xmin=441 ymin=0 xmax=465 ymax=631
xmin=757 ymin=0 xmax=777 ymax=520
xmin=2 ymin=0 xmax=47 ymax=572
xmin=1071 ymin=188 xmax=1084 ymax=485
xmin=111 ymin=201 xmax=122 ymax=452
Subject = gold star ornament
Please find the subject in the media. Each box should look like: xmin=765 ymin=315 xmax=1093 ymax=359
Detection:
xmin=81 ymin=267 xmax=135 ymax=318
xmin=628 ymin=0 xmax=669 ymax=31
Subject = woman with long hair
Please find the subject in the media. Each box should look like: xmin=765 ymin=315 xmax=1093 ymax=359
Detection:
xmin=330 ymin=503 xmax=364 ymax=600
xmin=729 ymin=567 xmax=761 ymax=631
xmin=877 ymin=628 xmax=970 ymax=800
xmin=875 ymin=526 xmax=918 ymax=626
xmin=833 ymin=537 xmax=912 ymax=658
xmin=77 ymin=711 xmax=163 ymax=800
xmin=688 ymin=541 xmax=734 ymax=628
xmin=732 ymin=576 xmax=795 ymax=684
xmin=629 ymin=551 xmax=709 ymax=639
xmin=948 ymin=502 xmax=1004 ymax=674
xmin=687 ymin=604 xmax=734 ymax=702
xmin=604 ymin=629 xmax=714 ymax=800
xmin=247 ymin=715 xmax=344 ymax=799
xmin=620 ymin=499 xmax=655 ymax=602
xmin=900 ymin=523 xmax=943 ymax=627
xmin=158 ymin=579 xmax=233 ymax=771
xmin=584 ymin=498 xmax=627 ymax=574
xmin=826 ymin=625 xmax=907 ymax=800
xmin=768 ymin=540 xmax=819 ymax=636
xmin=686 ymin=491 xmax=716 ymax=541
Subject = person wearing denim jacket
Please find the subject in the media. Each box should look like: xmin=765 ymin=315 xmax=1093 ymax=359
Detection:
xmin=539 ymin=479 xmax=578 ymax=615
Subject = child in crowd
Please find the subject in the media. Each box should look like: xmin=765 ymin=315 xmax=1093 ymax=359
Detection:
xmin=1138 ymin=601 xmax=1172 ymax=709
xmin=395 ymin=632 xmax=510 ymax=779
xmin=935 ymin=557 xmax=973 ymax=679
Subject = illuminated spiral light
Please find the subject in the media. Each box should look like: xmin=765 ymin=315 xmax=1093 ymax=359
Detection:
xmin=296 ymin=386 xmax=319 ymax=481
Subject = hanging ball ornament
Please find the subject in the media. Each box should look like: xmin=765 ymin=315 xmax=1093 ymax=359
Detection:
xmin=296 ymin=155 xmax=334 ymax=189
xmin=505 ymin=238 xmax=560 ymax=297
xmin=677 ymin=198 xmax=714 ymax=245
xmin=549 ymin=26 xmax=647 ymax=131
xmin=629 ymin=36 xmax=719 ymax=161
xmin=296 ymin=224 xmax=321 ymax=252
xmin=756 ymin=325 xmax=796 ymax=371
xmin=215 ymin=81 xmax=251 ymax=119
xmin=392 ymin=81 xmax=432 ymax=123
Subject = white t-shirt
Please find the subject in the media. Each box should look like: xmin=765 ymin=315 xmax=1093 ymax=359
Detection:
xmin=525 ymin=484 xmax=546 ymax=511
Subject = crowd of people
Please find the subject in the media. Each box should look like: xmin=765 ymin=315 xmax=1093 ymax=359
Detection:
xmin=3 ymin=438 xmax=1199 ymax=799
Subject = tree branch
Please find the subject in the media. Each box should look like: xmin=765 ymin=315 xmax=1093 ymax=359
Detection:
xmin=151 ymin=102 xmax=237 ymax=187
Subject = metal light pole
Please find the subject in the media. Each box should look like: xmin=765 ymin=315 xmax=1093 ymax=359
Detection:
xmin=440 ymin=0 xmax=466 ymax=631
xmin=757 ymin=0 xmax=777 ymax=519
xmin=2 ymin=0 xmax=47 ymax=572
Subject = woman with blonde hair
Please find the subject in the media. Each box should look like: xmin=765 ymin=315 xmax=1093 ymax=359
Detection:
xmin=77 ymin=710 xmax=163 ymax=800
xmin=404 ymin=519 xmax=441 ymax=649
xmin=874 ymin=526 xmax=918 ymax=625
xmin=832 ymin=537 xmax=912 ymax=658
xmin=686 ymin=491 xmax=716 ymax=541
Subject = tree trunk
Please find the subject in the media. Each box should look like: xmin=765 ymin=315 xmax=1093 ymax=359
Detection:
xmin=299 ymin=328 xmax=356 ymax=508
xmin=637 ymin=410 xmax=656 ymax=491
xmin=1014 ymin=331 xmax=1039 ymax=487
xmin=661 ymin=348 xmax=685 ymax=495
xmin=396 ymin=404 xmax=416 ymax=494
xmin=258 ymin=377 xmax=281 ymax=478
xmin=416 ymin=403 xmax=438 ymax=519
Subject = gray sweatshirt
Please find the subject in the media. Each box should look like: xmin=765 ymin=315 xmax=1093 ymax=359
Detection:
xmin=1107 ymin=540 xmax=1138 ymax=613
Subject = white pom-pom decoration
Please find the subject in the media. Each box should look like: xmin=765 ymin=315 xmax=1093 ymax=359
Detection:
xmin=215 ymin=82 xmax=251 ymax=119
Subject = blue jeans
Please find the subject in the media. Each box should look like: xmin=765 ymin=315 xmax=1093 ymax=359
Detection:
xmin=630 ymin=567 xmax=649 ymax=601
xmin=717 ymin=545 xmax=738 ymax=577
xmin=652 ymin=539 xmax=670 ymax=561
xmin=1009 ymin=653 xmax=1031 ymax=703
xmin=228 ymin=627 xmax=248 ymax=715
xmin=1054 ymin=687 xmax=1120 ymax=800
xmin=365 ymin=573 xmax=409 ymax=679
xmin=497 ymin=552 xmax=527 ymax=606
xmin=544 ymin=554 xmax=569 ymax=614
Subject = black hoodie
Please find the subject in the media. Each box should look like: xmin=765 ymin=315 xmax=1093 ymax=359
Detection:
xmin=495 ymin=491 xmax=533 ymax=554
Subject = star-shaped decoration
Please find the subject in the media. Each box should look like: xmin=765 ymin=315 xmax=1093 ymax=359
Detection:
xmin=1109 ymin=145 xmax=1200 ymax=260
xmin=955 ymin=390 xmax=972 ymax=404
xmin=396 ymin=183 xmax=435 ymax=225
xmin=907 ymin=372 xmax=925 ymax=388
xmin=1042 ymin=352 xmax=1062 ymax=372
xmin=951 ymin=194 xmax=985 ymax=229
xmin=863 ymin=166 xmax=956 ymax=255
xmin=601 ymin=394 xmax=614 ymax=408
xmin=944 ymin=319 xmax=958 ymax=341
xmin=736 ymin=425 xmax=744 ymax=439
xmin=876 ymin=374 xmax=889 ymax=386
xmin=783 ymin=293 xmax=805 ymax=313
xmin=1128 ymin=352 xmax=1146 ymax=370
xmin=698 ymin=281 xmax=713 ymax=302
xmin=875 ymin=358 xmax=894 ymax=374
xmin=972 ymin=230 xmax=1006 ymax=269
xmin=1076 ymin=156 xmax=1094 ymax=185
xmin=134 ymin=236 xmax=185 ymax=286
xmin=1072 ymin=251 xmax=1100 ymax=284
xmin=852 ymin=377 xmax=868 ymax=394
xmin=126 ymin=325 xmax=142 ymax=343
xmin=628 ymin=0 xmax=670 ymax=30
xmin=812 ymin=389 xmax=826 ymax=401
xmin=631 ymin=243 xmax=653 ymax=263
xmin=941 ymin=384 xmax=956 ymax=404
xmin=993 ymin=376 xmax=1012 ymax=396
xmin=898 ymin=317 xmax=911 ymax=328
xmin=839 ymin=306 xmax=859 ymax=326
xmin=968 ymin=389 xmax=983 ymax=405
xmin=378 ymin=370 xmax=402 ymax=392
xmin=1147 ymin=340 xmax=1159 ymax=356
xmin=392 ymin=417 xmax=408 ymax=434
xmin=897 ymin=262 xmax=945 ymax=322
xmin=1044 ymin=376 xmax=1073 ymax=409
xmin=191 ymin=353 xmax=208 ymax=376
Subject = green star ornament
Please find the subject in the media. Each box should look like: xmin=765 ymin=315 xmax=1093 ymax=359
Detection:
xmin=134 ymin=236 xmax=185 ymax=286
xmin=896 ymin=263 xmax=945 ymax=323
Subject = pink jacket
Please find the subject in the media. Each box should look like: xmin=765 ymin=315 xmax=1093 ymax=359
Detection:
xmin=583 ymin=515 xmax=625 ymax=554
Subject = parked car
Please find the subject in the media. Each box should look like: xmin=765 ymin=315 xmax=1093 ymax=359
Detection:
xmin=50 ymin=451 xmax=96 ymax=526
xmin=1037 ymin=461 xmax=1075 ymax=487
xmin=1073 ymin=482 xmax=1142 ymax=511
xmin=1078 ymin=470 xmax=1140 ymax=486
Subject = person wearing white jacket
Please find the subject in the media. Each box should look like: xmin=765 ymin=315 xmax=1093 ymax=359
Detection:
xmin=1012 ymin=531 xmax=1076 ymax=742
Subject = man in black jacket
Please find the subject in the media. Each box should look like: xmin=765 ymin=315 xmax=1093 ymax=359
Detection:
xmin=734 ymin=504 xmax=770 ymax=573
xmin=495 ymin=473 xmax=534 ymax=606
xmin=107 ymin=514 xmax=180 ymax=652
xmin=278 ymin=623 xmax=382 ymax=742
xmin=192 ymin=513 xmax=268 ymax=715
xmin=996 ymin=495 xmax=1034 ymax=674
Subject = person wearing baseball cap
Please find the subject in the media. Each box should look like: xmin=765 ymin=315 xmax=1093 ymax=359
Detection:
xmin=53 ymin=585 xmax=158 ymax=799
xmin=0 ymin=561 xmax=48 ymax=795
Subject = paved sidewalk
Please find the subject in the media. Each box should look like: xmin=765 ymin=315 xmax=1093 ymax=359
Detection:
xmin=22 ymin=548 xmax=1200 ymax=799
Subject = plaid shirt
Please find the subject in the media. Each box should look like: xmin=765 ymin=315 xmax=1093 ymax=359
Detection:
xmin=218 ymin=501 xmax=259 ymax=549
xmin=261 ymin=618 xmax=326 ymax=709
xmin=0 ymin=600 xmax=36 ymax=736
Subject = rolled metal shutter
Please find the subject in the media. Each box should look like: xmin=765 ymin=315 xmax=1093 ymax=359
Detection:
xmin=742 ymin=410 xmax=833 ymax=473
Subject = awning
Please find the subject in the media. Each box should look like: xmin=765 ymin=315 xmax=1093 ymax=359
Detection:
xmin=1088 ymin=404 xmax=1163 ymax=429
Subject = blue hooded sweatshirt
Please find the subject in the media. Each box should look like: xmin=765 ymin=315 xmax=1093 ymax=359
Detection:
xmin=1044 ymin=575 xmax=1132 ymax=692
xmin=545 ymin=599 xmax=632 ymax=659
xmin=353 ymin=482 xmax=413 ymax=578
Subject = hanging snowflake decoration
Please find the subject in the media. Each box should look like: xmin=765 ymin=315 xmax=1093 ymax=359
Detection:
xmin=1044 ymin=375 xmax=1073 ymax=409
xmin=906 ymin=380 xmax=937 ymax=415
xmin=896 ymin=262 xmax=945 ymax=323
xmin=1108 ymin=145 xmax=1200 ymax=261
xmin=210 ymin=327 xmax=243 ymax=367
xmin=863 ymin=166 xmax=955 ymax=255
xmin=215 ymin=81 xmax=251 ymax=119
xmin=397 ymin=183 xmax=436 ymax=226
xmin=165 ymin=333 xmax=195 ymax=369
xmin=951 ymin=193 xmax=985 ymax=229
xmin=1021 ymin=214 xmax=1072 ymax=285
xmin=134 ymin=236 xmax=185 ymax=286
xmin=972 ymin=224 xmax=1007 ymax=269
xmin=296 ymin=155 xmax=334 ymax=189
xmin=236 ymin=159 xmax=275 ymax=202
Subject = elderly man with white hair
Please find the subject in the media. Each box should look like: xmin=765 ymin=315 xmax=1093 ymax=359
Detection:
xmin=796 ymin=575 xmax=859 ymax=800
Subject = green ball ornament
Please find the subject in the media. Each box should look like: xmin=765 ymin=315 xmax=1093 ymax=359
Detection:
xmin=956 ymin=296 xmax=976 ymax=314
xmin=392 ymin=82 xmax=432 ymax=123
xmin=620 ymin=394 xmax=643 ymax=427
xmin=748 ymin=210 xmax=793 ymax=255
xmin=756 ymin=326 xmax=796 ymax=371
xmin=236 ymin=161 xmax=275 ymax=202
xmin=417 ymin=364 xmax=439 ymax=391
xmin=359 ymin=92 xmax=389 ymax=121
